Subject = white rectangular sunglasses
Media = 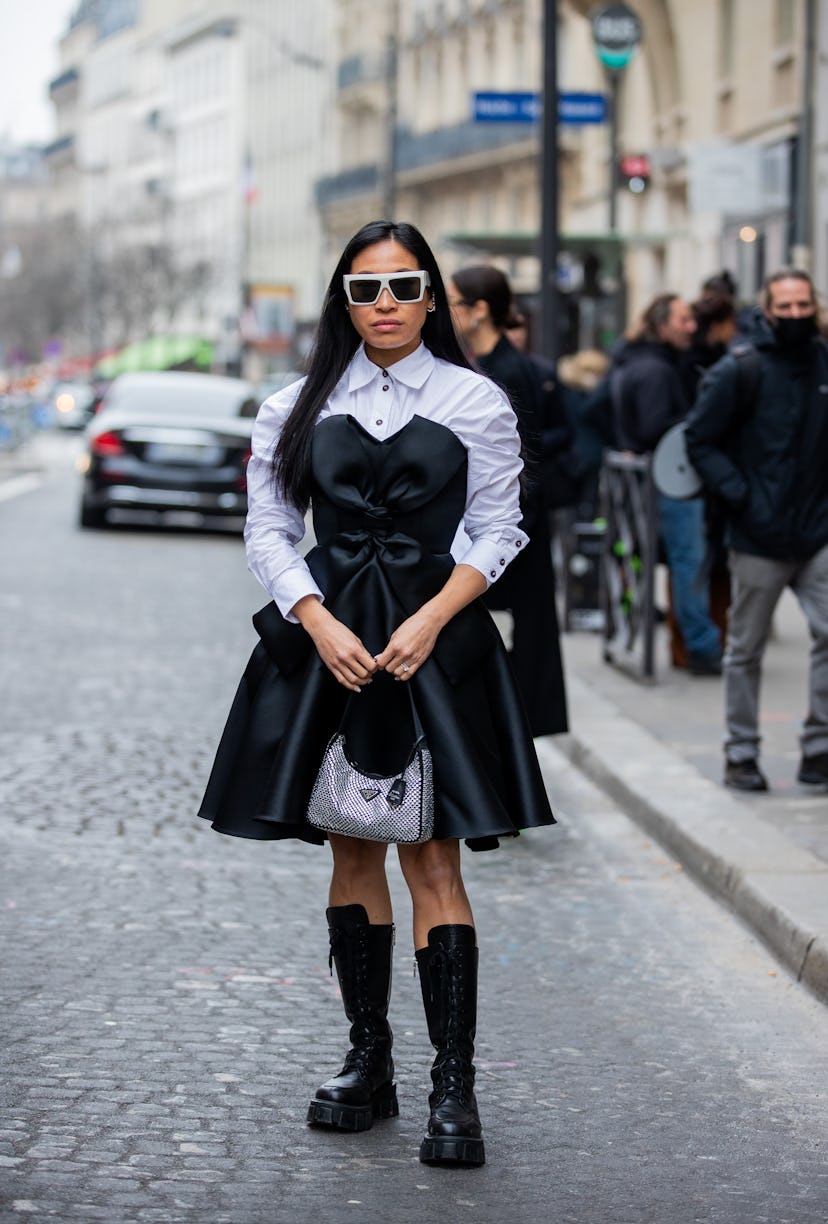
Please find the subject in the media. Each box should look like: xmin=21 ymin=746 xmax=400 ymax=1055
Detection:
xmin=343 ymin=270 xmax=431 ymax=306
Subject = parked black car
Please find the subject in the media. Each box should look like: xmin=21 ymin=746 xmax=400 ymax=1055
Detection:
xmin=78 ymin=370 xmax=259 ymax=529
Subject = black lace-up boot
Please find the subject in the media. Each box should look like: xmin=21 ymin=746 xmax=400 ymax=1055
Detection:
xmin=307 ymin=904 xmax=398 ymax=1132
xmin=416 ymin=924 xmax=485 ymax=1166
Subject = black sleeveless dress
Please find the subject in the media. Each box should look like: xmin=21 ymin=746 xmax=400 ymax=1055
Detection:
xmin=198 ymin=413 xmax=555 ymax=851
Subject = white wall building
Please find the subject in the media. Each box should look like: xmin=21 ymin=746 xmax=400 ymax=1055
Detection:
xmin=46 ymin=0 xmax=334 ymax=367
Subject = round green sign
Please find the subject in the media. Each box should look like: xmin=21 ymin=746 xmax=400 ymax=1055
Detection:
xmin=591 ymin=3 xmax=642 ymax=70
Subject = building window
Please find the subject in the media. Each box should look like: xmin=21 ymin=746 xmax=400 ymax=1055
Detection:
xmin=774 ymin=0 xmax=795 ymax=46
xmin=717 ymin=0 xmax=734 ymax=78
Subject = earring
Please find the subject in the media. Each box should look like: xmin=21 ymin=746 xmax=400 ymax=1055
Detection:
xmin=427 ymin=300 xmax=436 ymax=313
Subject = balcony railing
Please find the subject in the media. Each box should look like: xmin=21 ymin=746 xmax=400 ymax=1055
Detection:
xmin=315 ymin=119 xmax=533 ymax=207
xmin=315 ymin=164 xmax=379 ymax=207
xmin=49 ymin=67 xmax=80 ymax=95
xmin=396 ymin=119 xmax=534 ymax=173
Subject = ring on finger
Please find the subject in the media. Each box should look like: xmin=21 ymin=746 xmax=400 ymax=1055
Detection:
xmin=400 ymin=663 xmax=410 ymax=673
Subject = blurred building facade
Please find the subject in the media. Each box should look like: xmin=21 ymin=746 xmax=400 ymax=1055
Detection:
xmin=320 ymin=0 xmax=821 ymax=349
xmin=44 ymin=0 xmax=332 ymax=369
xmin=18 ymin=0 xmax=825 ymax=368
xmin=0 ymin=144 xmax=51 ymax=366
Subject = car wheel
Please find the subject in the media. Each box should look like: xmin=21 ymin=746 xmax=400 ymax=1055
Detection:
xmin=79 ymin=500 xmax=107 ymax=529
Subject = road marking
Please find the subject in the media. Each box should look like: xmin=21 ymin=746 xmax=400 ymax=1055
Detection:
xmin=0 ymin=473 xmax=45 ymax=503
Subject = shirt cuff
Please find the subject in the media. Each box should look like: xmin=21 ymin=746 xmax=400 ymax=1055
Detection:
xmin=277 ymin=574 xmax=325 ymax=623
xmin=458 ymin=531 xmax=528 ymax=586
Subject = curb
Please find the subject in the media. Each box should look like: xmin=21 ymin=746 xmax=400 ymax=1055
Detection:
xmin=556 ymin=674 xmax=828 ymax=1006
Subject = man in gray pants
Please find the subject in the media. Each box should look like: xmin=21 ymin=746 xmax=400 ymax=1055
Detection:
xmin=685 ymin=269 xmax=828 ymax=791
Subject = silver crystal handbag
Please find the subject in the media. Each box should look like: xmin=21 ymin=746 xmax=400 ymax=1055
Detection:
xmin=307 ymin=691 xmax=434 ymax=844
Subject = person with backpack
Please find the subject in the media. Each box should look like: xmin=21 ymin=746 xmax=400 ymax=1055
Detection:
xmin=611 ymin=294 xmax=724 ymax=675
xmin=685 ymin=269 xmax=828 ymax=792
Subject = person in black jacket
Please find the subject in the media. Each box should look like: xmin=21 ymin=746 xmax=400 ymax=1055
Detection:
xmin=613 ymin=294 xmax=723 ymax=674
xmin=449 ymin=265 xmax=568 ymax=736
xmin=685 ymin=269 xmax=828 ymax=792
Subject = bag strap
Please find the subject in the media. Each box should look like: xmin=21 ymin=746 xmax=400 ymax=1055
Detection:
xmin=336 ymin=681 xmax=425 ymax=742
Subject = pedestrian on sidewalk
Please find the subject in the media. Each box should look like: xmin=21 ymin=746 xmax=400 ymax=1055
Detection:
xmin=667 ymin=292 xmax=740 ymax=670
xmin=198 ymin=221 xmax=555 ymax=1167
xmin=448 ymin=264 xmax=569 ymax=736
xmin=685 ymin=268 xmax=828 ymax=792
xmin=611 ymin=293 xmax=724 ymax=675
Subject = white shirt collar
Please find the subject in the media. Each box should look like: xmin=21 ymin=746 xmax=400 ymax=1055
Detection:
xmin=347 ymin=342 xmax=435 ymax=392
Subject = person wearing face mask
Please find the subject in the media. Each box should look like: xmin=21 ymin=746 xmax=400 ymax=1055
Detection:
xmin=685 ymin=269 xmax=828 ymax=792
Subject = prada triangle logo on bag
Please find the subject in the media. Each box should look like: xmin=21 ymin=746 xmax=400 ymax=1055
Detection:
xmin=359 ymin=787 xmax=380 ymax=802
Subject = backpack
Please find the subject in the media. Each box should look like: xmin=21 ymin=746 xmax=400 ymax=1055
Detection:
xmin=651 ymin=343 xmax=761 ymax=499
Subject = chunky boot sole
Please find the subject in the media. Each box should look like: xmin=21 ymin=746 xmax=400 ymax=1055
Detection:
xmin=306 ymin=1081 xmax=399 ymax=1132
xmin=420 ymin=1133 xmax=485 ymax=1166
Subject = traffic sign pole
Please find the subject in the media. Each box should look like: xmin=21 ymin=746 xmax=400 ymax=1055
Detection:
xmin=590 ymin=3 xmax=642 ymax=233
xmin=540 ymin=0 xmax=559 ymax=364
xmin=608 ymin=69 xmax=619 ymax=232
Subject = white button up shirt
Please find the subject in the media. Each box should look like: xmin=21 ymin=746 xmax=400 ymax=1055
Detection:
xmin=244 ymin=342 xmax=529 ymax=621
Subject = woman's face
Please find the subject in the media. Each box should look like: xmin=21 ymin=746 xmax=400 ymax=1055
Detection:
xmin=346 ymin=239 xmax=433 ymax=365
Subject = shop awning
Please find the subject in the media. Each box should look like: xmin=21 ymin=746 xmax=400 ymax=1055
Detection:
xmin=95 ymin=336 xmax=213 ymax=379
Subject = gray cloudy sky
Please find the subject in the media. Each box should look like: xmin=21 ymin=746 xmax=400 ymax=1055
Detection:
xmin=1 ymin=3 xmax=75 ymax=145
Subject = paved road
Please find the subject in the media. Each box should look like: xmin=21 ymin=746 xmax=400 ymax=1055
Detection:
xmin=1 ymin=439 xmax=827 ymax=1224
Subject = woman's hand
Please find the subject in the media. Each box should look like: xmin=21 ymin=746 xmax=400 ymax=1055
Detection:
xmin=292 ymin=596 xmax=377 ymax=692
xmin=374 ymin=607 xmax=443 ymax=681
xmin=375 ymin=564 xmax=487 ymax=681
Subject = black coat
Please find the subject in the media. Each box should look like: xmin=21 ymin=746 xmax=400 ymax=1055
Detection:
xmin=685 ymin=310 xmax=828 ymax=561
xmin=476 ymin=336 xmax=568 ymax=736
xmin=613 ymin=340 xmax=689 ymax=453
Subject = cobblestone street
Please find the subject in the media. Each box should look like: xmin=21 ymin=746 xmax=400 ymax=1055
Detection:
xmin=1 ymin=442 xmax=827 ymax=1224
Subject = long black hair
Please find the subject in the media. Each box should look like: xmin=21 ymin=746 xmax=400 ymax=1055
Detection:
xmin=272 ymin=220 xmax=472 ymax=507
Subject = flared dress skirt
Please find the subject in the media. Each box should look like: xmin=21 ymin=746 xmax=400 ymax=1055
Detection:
xmin=198 ymin=413 xmax=555 ymax=851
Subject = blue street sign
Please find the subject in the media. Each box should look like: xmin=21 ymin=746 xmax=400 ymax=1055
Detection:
xmin=473 ymin=91 xmax=607 ymax=125
xmin=558 ymin=92 xmax=608 ymax=124
xmin=473 ymin=92 xmax=541 ymax=123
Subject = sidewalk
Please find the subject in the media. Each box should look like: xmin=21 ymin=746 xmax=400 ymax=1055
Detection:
xmin=557 ymin=593 xmax=828 ymax=1004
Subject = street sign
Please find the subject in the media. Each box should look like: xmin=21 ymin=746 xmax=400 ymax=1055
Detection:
xmin=472 ymin=92 xmax=541 ymax=123
xmin=473 ymin=91 xmax=607 ymax=125
xmin=558 ymin=92 xmax=608 ymax=124
xmin=591 ymin=3 xmax=642 ymax=70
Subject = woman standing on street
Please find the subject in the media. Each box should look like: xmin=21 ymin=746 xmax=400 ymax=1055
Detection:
xmin=199 ymin=221 xmax=555 ymax=1167
xmin=448 ymin=264 xmax=569 ymax=737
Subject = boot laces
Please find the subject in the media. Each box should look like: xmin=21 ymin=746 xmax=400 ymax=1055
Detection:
xmin=426 ymin=945 xmax=475 ymax=1105
xmin=342 ymin=1034 xmax=385 ymax=1079
xmin=330 ymin=922 xmax=389 ymax=1077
